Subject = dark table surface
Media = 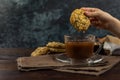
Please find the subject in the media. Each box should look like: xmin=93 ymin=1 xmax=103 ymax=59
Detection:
xmin=0 ymin=48 xmax=120 ymax=80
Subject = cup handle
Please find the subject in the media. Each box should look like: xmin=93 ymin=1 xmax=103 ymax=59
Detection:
xmin=87 ymin=42 xmax=104 ymax=64
xmin=94 ymin=43 xmax=103 ymax=55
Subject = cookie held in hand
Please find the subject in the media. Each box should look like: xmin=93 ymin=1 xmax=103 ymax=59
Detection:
xmin=70 ymin=9 xmax=91 ymax=31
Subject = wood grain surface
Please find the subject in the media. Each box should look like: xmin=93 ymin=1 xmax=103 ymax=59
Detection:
xmin=0 ymin=48 xmax=119 ymax=80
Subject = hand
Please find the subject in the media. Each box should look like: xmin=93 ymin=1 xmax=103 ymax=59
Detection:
xmin=81 ymin=7 xmax=120 ymax=38
xmin=81 ymin=7 xmax=115 ymax=30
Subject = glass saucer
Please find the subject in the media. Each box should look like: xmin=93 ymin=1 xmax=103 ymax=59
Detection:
xmin=55 ymin=53 xmax=71 ymax=63
xmin=55 ymin=53 xmax=103 ymax=64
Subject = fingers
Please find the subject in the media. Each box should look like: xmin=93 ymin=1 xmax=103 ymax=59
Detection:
xmin=81 ymin=7 xmax=98 ymax=12
xmin=91 ymin=20 xmax=103 ymax=29
xmin=81 ymin=7 xmax=100 ymax=17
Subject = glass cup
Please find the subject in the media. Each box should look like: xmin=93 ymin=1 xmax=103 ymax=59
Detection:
xmin=64 ymin=34 xmax=95 ymax=64
xmin=55 ymin=34 xmax=103 ymax=65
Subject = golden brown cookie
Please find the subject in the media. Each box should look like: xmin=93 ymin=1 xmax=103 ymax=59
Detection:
xmin=49 ymin=48 xmax=65 ymax=53
xmin=70 ymin=9 xmax=91 ymax=31
xmin=31 ymin=47 xmax=49 ymax=56
xmin=46 ymin=41 xmax=65 ymax=49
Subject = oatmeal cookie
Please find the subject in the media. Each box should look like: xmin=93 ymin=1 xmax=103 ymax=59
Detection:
xmin=70 ymin=9 xmax=91 ymax=31
xmin=31 ymin=47 xmax=49 ymax=56
xmin=49 ymin=48 xmax=65 ymax=53
xmin=46 ymin=41 xmax=65 ymax=49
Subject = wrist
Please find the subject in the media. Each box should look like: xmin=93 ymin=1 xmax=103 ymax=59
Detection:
xmin=107 ymin=17 xmax=120 ymax=38
xmin=107 ymin=17 xmax=120 ymax=31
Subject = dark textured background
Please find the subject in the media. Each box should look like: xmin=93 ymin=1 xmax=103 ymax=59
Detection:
xmin=0 ymin=0 xmax=120 ymax=48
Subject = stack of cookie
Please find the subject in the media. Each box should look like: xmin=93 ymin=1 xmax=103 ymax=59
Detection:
xmin=31 ymin=42 xmax=65 ymax=57
xmin=46 ymin=41 xmax=65 ymax=53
